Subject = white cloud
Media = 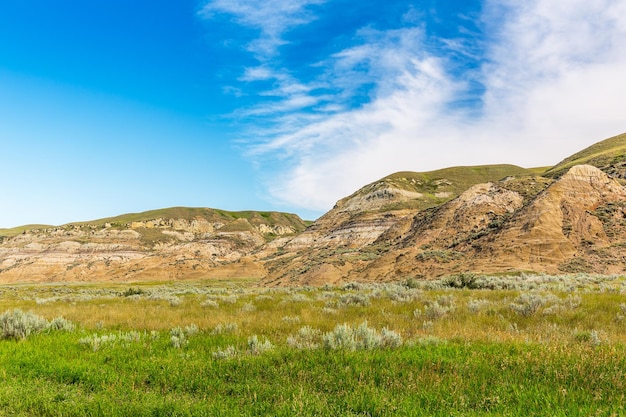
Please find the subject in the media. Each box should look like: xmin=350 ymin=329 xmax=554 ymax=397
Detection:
xmin=200 ymin=0 xmax=326 ymax=59
xmin=257 ymin=0 xmax=626 ymax=214
xmin=204 ymin=0 xmax=626 ymax=215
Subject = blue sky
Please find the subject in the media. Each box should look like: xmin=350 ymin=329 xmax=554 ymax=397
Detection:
xmin=1 ymin=0 xmax=626 ymax=227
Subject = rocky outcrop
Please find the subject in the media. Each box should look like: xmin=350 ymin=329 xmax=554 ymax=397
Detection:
xmin=470 ymin=165 xmax=626 ymax=274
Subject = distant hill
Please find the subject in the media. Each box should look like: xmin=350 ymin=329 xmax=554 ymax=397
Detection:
xmin=0 ymin=225 xmax=54 ymax=238
xmin=0 ymin=207 xmax=306 ymax=283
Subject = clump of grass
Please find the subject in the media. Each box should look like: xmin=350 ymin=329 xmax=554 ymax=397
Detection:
xmin=412 ymin=335 xmax=447 ymax=346
xmin=574 ymin=330 xmax=602 ymax=347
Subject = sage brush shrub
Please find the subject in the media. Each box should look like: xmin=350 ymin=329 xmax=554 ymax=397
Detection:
xmin=79 ymin=331 xmax=143 ymax=352
xmin=323 ymin=323 xmax=355 ymax=350
xmin=467 ymin=298 xmax=490 ymax=313
xmin=148 ymin=293 xmax=182 ymax=306
xmin=79 ymin=334 xmax=118 ymax=352
xmin=212 ymin=345 xmax=238 ymax=360
xmin=170 ymin=326 xmax=188 ymax=349
xmin=287 ymin=326 xmax=321 ymax=349
xmin=326 ymin=293 xmax=371 ymax=308
xmin=200 ymin=299 xmax=219 ymax=308
xmin=212 ymin=322 xmax=238 ymax=334
xmin=240 ymin=302 xmax=256 ymax=312
xmin=247 ymin=335 xmax=273 ymax=355
xmin=322 ymin=322 xmax=402 ymax=351
xmin=47 ymin=317 xmax=76 ymax=332
xmin=216 ymin=295 xmax=238 ymax=304
xmin=422 ymin=295 xmax=456 ymax=320
xmin=0 ymin=309 xmax=73 ymax=340
xmin=169 ymin=325 xmax=198 ymax=348
xmin=281 ymin=315 xmax=301 ymax=324
xmin=510 ymin=293 xmax=547 ymax=317
xmin=379 ymin=284 xmax=421 ymax=303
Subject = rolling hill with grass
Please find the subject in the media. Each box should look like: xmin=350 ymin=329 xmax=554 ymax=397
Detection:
xmin=544 ymin=132 xmax=626 ymax=178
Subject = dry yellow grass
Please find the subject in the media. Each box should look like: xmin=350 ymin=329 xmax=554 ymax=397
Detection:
xmin=2 ymin=274 xmax=625 ymax=346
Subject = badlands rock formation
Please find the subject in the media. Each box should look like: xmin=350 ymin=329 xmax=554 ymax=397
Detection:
xmin=263 ymin=165 xmax=626 ymax=286
xmin=0 ymin=209 xmax=306 ymax=283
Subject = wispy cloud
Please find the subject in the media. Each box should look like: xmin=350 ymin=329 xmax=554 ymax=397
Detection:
xmin=199 ymin=0 xmax=326 ymax=59
xmin=202 ymin=0 xmax=626 ymax=216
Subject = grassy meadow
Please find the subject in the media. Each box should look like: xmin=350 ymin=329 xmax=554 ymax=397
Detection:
xmin=1 ymin=274 xmax=626 ymax=416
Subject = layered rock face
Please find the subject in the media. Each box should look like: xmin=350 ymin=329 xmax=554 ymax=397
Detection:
xmin=262 ymin=167 xmax=542 ymax=286
xmin=0 ymin=212 xmax=305 ymax=283
xmin=263 ymin=165 xmax=626 ymax=286
xmin=470 ymin=165 xmax=626 ymax=275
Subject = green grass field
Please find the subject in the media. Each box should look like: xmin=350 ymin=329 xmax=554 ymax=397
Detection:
xmin=1 ymin=274 xmax=626 ymax=416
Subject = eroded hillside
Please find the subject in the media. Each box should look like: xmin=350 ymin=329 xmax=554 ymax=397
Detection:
xmin=263 ymin=164 xmax=626 ymax=286
xmin=0 ymin=208 xmax=306 ymax=282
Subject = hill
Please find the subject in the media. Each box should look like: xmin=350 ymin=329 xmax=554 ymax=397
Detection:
xmin=261 ymin=132 xmax=626 ymax=285
xmin=544 ymin=132 xmax=626 ymax=178
xmin=0 ymin=207 xmax=306 ymax=283
xmin=263 ymin=164 xmax=626 ymax=285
